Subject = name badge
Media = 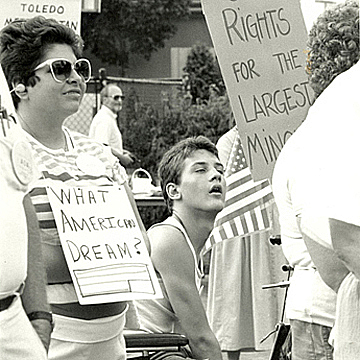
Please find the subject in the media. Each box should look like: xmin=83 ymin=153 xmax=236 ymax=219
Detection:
xmin=11 ymin=141 xmax=34 ymax=185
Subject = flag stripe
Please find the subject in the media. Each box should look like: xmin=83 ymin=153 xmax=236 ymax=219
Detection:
xmin=244 ymin=212 xmax=253 ymax=232
xmin=254 ymin=206 xmax=264 ymax=229
xmin=226 ymin=176 xmax=267 ymax=200
xmin=234 ymin=216 xmax=243 ymax=235
xmin=226 ymin=173 xmax=253 ymax=192
xmin=206 ymin=201 xmax=274 ymax=250
xmin=225 ymin=180 xmax=272 ymax=207
xmin=261 ymin=207 xmax=270 ymax=228
xmin=230 ymin=219 xmax=239 ymax=237
xmin=206 ymin=131 xmax=274 ymax=250
xmin=224 ymin=221 xmax=234 ymax=239
xmin=215 ymin=193 xmax=273 ymax=226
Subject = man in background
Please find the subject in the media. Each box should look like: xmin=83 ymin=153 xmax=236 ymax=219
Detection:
xmin=89 ymin=83 xmax=136 ymax=167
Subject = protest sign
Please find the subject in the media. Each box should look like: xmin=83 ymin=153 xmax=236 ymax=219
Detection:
xmin=47 ymin=184 xmax=162 ymax=305
xmin=0 ymin=0 xmax=81 ymax=33
xmin=202 ymin=0 xmax=314 ymax=180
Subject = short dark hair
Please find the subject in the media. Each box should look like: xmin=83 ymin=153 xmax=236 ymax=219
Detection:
xmin=158 ymin=136 xmax=219 ymax=214
xmin=306 ymin=0 xmax=359 ymax=98
xmin=0 ymin=16 xmax=84 ymax=109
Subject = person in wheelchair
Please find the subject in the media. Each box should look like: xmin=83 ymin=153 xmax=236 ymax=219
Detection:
xmin=135 ymin=136 xmax=225 ymax=360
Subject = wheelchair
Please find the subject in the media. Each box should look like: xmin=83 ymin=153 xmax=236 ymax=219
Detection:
xmin=261 ymin=235 xmax=292 ymax=360
xmin=124 ymin=331 xmax=190 ymax=360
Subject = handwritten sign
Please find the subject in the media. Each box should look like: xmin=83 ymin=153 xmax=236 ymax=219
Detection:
xmin=47 ymin=185 xmax=162 ymax=305
xmin=0 ymin=0 xmax=81 ymax=34
xmin=202 ymin=0 xmax=314 ymax=180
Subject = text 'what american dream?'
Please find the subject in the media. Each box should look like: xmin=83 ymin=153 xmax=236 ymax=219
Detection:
xmin=47 ymin=186 xmax=144 ymax=263
xmin=46 ymin=184 xmax=162 ymax=304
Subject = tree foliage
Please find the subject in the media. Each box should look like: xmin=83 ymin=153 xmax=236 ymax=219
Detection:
xmin=117 ymin=42 xmax=232 ymax=229
xmin=121 ymin=88 xmax=233 ymax=229
xmin=183 ymin=43 xmax=226 ymax=104
xmin=81 ymin=0 xmax=190 ymax=73
xmin=121 ymin=89 xmax=233 ymax=181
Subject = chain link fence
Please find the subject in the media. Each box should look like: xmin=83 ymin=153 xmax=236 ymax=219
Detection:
xmin=64 ymin=76 xmax=183 ymax=136
xmin=64 ymin=92 xmax=96 ymax=135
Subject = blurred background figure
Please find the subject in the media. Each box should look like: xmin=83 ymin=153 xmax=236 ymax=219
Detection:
xmin=89 ymin=83 xmax=137 ymax=168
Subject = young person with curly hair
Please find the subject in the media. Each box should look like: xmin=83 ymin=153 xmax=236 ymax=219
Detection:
xmin=306 ymin=0 xmax=359 ymax=99
xmin=272 ymin=1 xmax=359 ymax=359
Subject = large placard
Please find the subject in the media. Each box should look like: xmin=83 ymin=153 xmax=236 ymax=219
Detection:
xmin=47 ymin=184 xmax=162 ymax=305
xmin=0 ymin=0 xmax=81 ymax=34
xmin=202 ymin=0 xmax=314 ymax=180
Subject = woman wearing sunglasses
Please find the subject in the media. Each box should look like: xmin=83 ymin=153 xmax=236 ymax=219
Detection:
xmin=0 ymin=16 xmax=130 ymax=360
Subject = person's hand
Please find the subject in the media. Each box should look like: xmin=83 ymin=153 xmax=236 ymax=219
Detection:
xmin=110 ymin=147 xmax=137 ymax=167
xmin=120 ymin=152 xmax=135 ymax=167
xmin=123 ymin=149 xmax=137 ymax=161
xmin=30 ymin=319 xmax=53 ymax=353
xmin=120 ymin=150 xmax=138 ymax=167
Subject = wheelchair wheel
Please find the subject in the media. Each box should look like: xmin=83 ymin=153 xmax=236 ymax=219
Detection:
xmin=150 ymin=350 xmax=191 ymax=360
xmin=269 ymin=323 xmax=291 ymax=360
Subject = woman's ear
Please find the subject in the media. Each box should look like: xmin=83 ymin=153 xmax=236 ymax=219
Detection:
xmin=166 ymin=183 xmax=181 ymax=200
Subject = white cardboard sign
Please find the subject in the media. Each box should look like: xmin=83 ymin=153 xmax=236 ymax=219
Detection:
xmin=47 ymin=184 xmax=162 ymax=305
xmin=0 ymin=0 xmax=82 ymax=34
xmin=202 ymin=0 xmax=314 ymax=180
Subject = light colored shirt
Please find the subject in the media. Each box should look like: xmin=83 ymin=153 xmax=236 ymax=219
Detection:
xmin=299 ymin=62 xmax=360 ymax=231
xmin=89 ymin=105 xmax=123 ymax=154
xmin=286 ymin=61 xmax=360 ymax=360
xmin=0 ymin=119 xmax=37 ymax=299
xmin=272 ymin=73 xmax=340 ymax=326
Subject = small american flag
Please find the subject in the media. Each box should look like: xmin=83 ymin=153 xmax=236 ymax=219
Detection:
xmin=206 ymin=132 xmax=274 ymax=250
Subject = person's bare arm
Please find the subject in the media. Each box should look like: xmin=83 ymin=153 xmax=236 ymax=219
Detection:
xmin=21 ymin=194 xmax=53 ymax=352
xmin=329 ymin=218 xmax=360 ymax=280
xmin=298 ymin=216 xmax=349 ymax=293
xmin=150 ymin=226 xmax=223 ymax=360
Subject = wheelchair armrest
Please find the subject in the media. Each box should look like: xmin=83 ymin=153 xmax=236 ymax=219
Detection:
xmin=124 ymin=332 xmax=189 ymax=348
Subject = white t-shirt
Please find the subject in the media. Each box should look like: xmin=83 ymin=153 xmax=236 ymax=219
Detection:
xmin=0 ymin=118 xmax=37 ymax=299
xmin=89 ymin=105 xmax=123 ymax=154
xmin=269 ymin=64 xmax=360 ymax=326
xmin=272 ymin=124 xmax=337 ymax=326
xmin=298 ymin=62 xmax=360 ymax=245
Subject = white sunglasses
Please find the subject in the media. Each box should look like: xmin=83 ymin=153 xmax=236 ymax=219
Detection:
xmin=34 ymin=58 xmax=92 ymax=83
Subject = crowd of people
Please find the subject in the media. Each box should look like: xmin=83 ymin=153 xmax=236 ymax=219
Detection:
xmin=0 ymin=0 xmax=359 ymax=359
